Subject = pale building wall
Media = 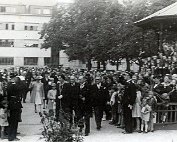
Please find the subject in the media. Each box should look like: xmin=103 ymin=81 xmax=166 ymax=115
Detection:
xmin=0 ymin=14 xmax=51 ymax=23
xmin=14 ymin=57 xmax=24 ymax=66
xmin=0 ymin=30 xmax=41 ymax=40
xmin=0 ymin=0 xmax=54 ymax=67
xmin=0 ymin=47 xmax=50 ymax=57
xmin=38 ymin=57 xmax=44 ymax=66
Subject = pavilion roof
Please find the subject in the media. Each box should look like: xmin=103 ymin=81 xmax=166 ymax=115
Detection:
xmin=135 ymin=2 xmax=177 ymax=29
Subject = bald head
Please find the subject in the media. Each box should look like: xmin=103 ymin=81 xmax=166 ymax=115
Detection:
xmin=70 ymin=75 xmax=75 ymax=84
xmin=78 ymin=76 xmax=85 ymax=84
xmin=95 ymin=76 xmax=101 ymax=84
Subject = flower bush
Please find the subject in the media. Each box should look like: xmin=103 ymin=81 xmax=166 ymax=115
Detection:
xmin=41 ymin=110 xmax=83 ymax=142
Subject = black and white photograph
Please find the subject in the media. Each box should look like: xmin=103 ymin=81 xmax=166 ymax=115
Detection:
xmin=0 ymin=0 xmax=177 ymax=141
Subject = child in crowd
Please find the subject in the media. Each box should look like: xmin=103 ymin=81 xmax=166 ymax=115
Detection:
xmin=0 ymin=98 xmax=8 ymax=139
xmin=109 ymin=85 xmax=118 ymax=125
xmin=116 ymin=83 xmax=124 ymax=128
xmin=147 ymin=91 xmax=157 ymax=132
xmin=47 ymin=83 xmax=57 ymax=115
xmin=141 ymin=97 xmax=151 ymax=133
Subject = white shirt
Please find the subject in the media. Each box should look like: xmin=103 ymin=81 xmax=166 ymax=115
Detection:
xmin=97 ymin=83 xmax=101 ymax=89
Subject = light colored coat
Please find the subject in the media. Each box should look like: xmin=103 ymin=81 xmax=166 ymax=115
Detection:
xmin=30 ymin=82 xmax=44 ymax=104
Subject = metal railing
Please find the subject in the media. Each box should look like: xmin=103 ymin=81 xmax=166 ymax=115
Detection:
xmin=155 ymin=103 xmax=177 ymax=124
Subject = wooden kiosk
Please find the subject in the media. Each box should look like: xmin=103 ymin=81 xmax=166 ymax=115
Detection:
xmin=135 ymin=2 xmax=177 ymax=124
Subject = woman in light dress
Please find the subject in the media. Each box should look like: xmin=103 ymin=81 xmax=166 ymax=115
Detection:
xmin=132 ymin=89 xmax=142 ymax=132
xmin=132 ymin=75 xmax=142 ymax=132
xmin=30 ymin=76 xmax=44 ymax=116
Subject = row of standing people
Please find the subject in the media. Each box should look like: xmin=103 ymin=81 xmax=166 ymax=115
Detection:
xmin=0 ymin=76 xmax=23 ymax=141
xmin=29 ymin=70 xmax=177 ymax=136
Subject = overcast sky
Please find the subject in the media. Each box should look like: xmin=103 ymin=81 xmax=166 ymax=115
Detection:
xmin=58 ymin=0 xmax=74 ymax=3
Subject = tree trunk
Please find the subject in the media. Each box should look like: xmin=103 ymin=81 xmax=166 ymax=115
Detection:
xmin=51 ymin=47 xmax=59 ymax=68
xmin=138 ymin=58 xmax=143 ymax=73
xmin=87 ymin=58 xmax=92 ymax=71
xmin=102 ymin=61 xmax=106 ymax=71
xmin=97 ymin=61 xmax=100 ymax=70
xmin=126 ymin=57 xmax=130 ymax=71
xmin=116 ymin=61 xmax=119 ymax=71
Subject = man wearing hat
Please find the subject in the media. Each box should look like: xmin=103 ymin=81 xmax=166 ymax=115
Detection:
xmin=121 ymin=72 xmax=136 ymax=134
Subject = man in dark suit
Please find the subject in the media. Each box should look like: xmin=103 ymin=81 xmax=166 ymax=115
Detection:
xmin=7 ymin=77 xmax=23 ymax=141
xmin=56 ymin=74 xmax=67 ymax=121
xmin=41 ymin=72 xmax=50 ymax=109
xmin=91 ymin=76 xmax=109 ymax=130
xmin=121 ymin=72 xmax=136 ymax=134
xmin=59 ymin=76 xmax=80 ymax=126
xmin=78 ymin=75 xmax=93 ymax=136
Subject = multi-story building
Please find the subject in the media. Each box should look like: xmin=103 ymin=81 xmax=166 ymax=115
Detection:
xmin=0 ymin=0 xmax=58 ymax=68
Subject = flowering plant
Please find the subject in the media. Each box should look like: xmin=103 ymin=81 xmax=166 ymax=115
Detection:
xmin=41 ymin=110 xmax=83 ymax=142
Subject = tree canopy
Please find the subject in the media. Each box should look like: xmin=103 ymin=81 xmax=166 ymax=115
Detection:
xmin=40 ymin=0 xmax=177 ymax=70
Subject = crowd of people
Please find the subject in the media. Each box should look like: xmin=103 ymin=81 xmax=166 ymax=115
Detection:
xmin=0 ymin=66 xmax=177 ymax=141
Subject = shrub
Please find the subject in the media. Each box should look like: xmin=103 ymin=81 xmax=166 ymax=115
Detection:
xmin=41 ymin=110 xmax=83 ymax=142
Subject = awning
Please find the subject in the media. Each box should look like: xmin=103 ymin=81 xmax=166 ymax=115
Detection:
xmin=134 ymin=2 xmax=177 ymax=30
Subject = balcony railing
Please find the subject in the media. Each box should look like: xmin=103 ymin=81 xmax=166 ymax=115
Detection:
xmin=155 ymin=103 xmax=177 ymax=124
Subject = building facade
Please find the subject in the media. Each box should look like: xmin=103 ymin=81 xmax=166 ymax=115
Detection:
xmin=0 ymin=0 xmax=57 ymax=68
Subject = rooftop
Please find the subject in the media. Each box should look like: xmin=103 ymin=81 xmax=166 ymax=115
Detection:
xmin=135 ymin=2 xmax=177 ymax=29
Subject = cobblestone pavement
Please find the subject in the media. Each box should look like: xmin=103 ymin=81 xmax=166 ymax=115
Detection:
xmin=1 ymin=93 xmax=177 ymax=142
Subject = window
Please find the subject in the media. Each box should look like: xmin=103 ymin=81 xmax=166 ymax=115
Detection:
xmin=0 ymin=39 xmax=14 ymax=47
xmin=24 ymin=25 xmax=38 ymax=31
xmin=24 ymin=43 xmax=38 ymax=47
xmin=24 ymin=57 xmax=38 ymax=65
xmin=33 ymin=44 xmax=38 ymax=47
xmin=43 ymin=9 xmax=51 ymax=15
xmin=11 ymin=24 xmax=15 ymax=30
xmin=6 ymin=7 xmax=16 ymax=13
xmin=0 ymin=57 xmax=14 ymax=65
xmin=24 ymin=40 xmax=39 ymax=47
xmin=30 ymin=26 xmax=33 ymax=31
xmin=24 ymin=26 xmax=27 ymax=30
xmin=5 ymin=24 xmax=8 ymax=30
xmin=44 ymin=57 xmax=51 ymax=66
xmin=0 ymin=6 xmax=6 ymax=12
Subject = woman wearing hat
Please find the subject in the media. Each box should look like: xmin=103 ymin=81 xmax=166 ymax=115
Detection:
xmin=30 ymin=76 xmax=44 ymax=116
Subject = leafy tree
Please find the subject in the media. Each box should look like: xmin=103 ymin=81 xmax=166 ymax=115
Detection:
xmin=40 ymin=5 xmax=68 ymax=67
xmin=40 ymin=0 xmax=177 ymax=70
xmin=63 ymin=0 xmax=111 ymax=70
